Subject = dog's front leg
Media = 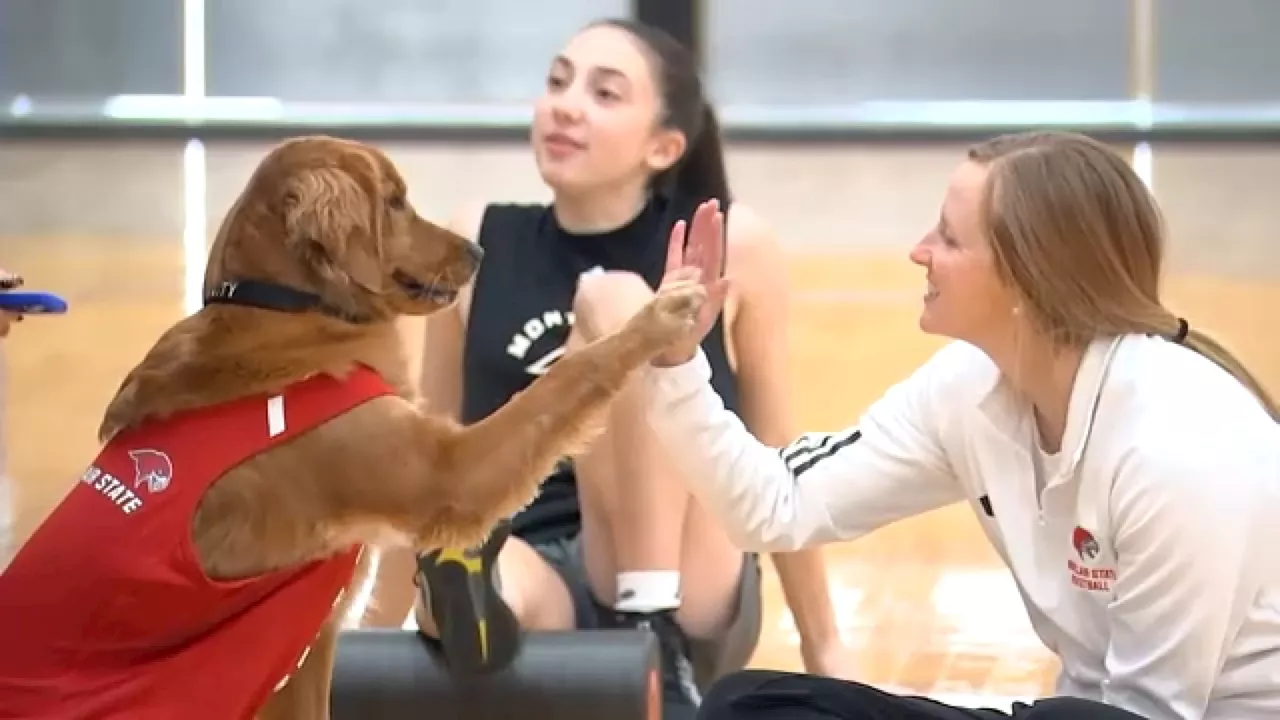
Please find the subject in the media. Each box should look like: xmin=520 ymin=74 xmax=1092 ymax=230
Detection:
xmin=420 ymin=280 xmax=706 ymax=546
xmin=256 ymin=618 xmax=338 ymax=720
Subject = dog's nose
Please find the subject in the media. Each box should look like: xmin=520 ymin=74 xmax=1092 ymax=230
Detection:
xmin=464 ymin=241 xmax=484 ymax=267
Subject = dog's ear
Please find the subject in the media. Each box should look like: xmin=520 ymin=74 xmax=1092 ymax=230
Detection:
xmin=282 ymin=167 xmax=385 ymax=293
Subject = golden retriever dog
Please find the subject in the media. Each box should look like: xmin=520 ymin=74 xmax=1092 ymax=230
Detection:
xmin=0 ymin=136 xmax=705 ymax=719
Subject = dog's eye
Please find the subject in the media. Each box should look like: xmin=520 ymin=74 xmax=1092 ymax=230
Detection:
xmin=388 ymin=195 xmax=406 ymax=211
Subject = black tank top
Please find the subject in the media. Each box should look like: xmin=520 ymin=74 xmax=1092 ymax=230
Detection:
xmin=461 ymin=193 xmax=742 ymax=545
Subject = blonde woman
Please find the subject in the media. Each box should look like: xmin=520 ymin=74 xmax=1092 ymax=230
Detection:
xmin=577 ymin=132 xmax=1280 ymax=720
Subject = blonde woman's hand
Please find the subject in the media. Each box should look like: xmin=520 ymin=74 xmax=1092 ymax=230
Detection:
xmin=650 ymin=199 xmax=730 ymax=367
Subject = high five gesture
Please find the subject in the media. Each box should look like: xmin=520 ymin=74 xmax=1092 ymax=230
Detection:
xmin=650 ymin=199 xmax=731 ymax=367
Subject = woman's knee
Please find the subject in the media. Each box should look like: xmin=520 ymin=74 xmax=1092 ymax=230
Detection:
xmin=570 ymin=270 xmax=653 ymax=344
xmin=494 ymin=536 xmax=576 ymax=630
xmin=685 ymin=556 xmax=762 ymax=680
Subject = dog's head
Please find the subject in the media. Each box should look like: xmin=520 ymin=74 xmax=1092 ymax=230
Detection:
xmin=204 ymin=135 xmax=482 ymax=322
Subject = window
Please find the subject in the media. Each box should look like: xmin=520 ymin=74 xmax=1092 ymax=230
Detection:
xmin=0 ymin=0 xmax=181 ymax=100
xmin=1154 ymin=0 xmax=1280 ymax=102
xmin=705 ymin=0 xmax=1132 ymax=106
xmin=206 ymin=0 xmax=628 ymax=104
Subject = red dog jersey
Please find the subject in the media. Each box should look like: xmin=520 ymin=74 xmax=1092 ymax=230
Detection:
xmin=0 ymin=365 xmax=396 ymax=719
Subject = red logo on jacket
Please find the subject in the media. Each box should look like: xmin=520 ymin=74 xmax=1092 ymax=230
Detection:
xmin=1067 ymin=526 xmax=1114 ymax=593
xmin=1071 ymin=526 xmax=1099 ymax=561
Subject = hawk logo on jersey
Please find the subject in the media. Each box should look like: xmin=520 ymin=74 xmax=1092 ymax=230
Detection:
xmin=129 ymin=449 xmax=174 ymax=494
xmin=1071 ymin=526 xmax=1100 ymax=562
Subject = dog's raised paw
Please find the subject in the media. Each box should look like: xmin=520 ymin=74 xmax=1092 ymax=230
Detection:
xmin=634 ymin=280 xmax=706 ymax=343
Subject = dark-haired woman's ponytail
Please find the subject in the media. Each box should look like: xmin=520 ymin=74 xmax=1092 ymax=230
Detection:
xmin=666 ymin=103 xmax=731 ymax=205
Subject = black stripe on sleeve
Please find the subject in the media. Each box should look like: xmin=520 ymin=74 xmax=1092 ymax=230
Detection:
xmin=778 ymin=428 xmax=863 ymax=478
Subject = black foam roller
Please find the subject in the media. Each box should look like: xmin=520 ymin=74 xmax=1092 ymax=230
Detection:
xmin=330 ymin=628 xmax=661 ymax=720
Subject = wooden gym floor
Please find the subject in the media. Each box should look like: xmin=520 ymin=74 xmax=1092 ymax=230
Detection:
xmin=5 ymin=234 xmax=1277 ymax=707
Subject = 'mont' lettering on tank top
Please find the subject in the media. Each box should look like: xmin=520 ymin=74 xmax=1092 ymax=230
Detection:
xmin=506 ymin=309 xmax=575 ymax=376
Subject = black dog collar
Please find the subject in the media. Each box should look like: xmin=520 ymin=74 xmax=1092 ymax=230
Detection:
xmin=203 ymin=280 xmax=368 ymax=323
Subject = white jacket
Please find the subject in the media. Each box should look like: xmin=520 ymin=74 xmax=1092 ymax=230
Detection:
xmin=643 ymin=333 xmax=1280 ymax=720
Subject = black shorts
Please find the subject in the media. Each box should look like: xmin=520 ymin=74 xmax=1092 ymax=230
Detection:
xmin=530 ymin=532 xmax=763 ymax=691
xmin=697 ymin=671 xmax=1149 ymax=720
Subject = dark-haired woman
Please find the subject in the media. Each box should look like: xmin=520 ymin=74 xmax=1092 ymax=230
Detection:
xmin=363 ymin=17 xmax=853 ymax=718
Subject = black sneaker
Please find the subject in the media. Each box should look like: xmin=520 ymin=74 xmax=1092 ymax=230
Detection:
xmin=415 ymin=520 xmax=522 ymax=674
xmin=599 ymin=607 xmax=702 ymax=715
